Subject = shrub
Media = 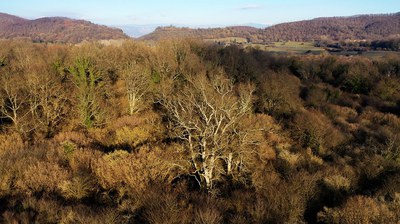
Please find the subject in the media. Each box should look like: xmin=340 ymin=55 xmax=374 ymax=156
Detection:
xmin=67 ymin=148 xmax=102 ymax=173
xmin=54 ymin=131 xmax=93 ymax=148
xmin=59 ymin=174 xmax=97 ymax=200
xmin=372 ymin=77 xmax=400 ymax=101
xmin=318 ymin=195 xmax=397 ymax=224
xmin=253 ymin=171 xmax=318 ymax=223
xmin=99 ymin=112 xmax=165 ymax=151
xmin=292 ymin=109 xmax=346 ymax=153
xmin=303 ymin=85 xmax=329 ymax=107
xmin=0 ymin=132 xmax=25 ymax=152
xmin=256 ymin=72 xmax=302 ymax=116
xmin=114 ymin=126 xmax=153 ymax=148
xmin=144 ymin=190 xmax=192 ymax=224
xmin=323 ymin=174 xmax=351 ymax=192
xmin=60 ymin=206 xmax=122 ymax=224
xmin=193 ymin=206 xmax=222 ymax=224
xmin=15 ymin=161 xmax=69 ymax=194
xmin=93 ymin=148 xmax=171 ymax=198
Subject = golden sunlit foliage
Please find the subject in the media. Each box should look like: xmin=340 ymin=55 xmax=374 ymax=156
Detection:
xmin=0 ymin=39 xmax=399 ymax=223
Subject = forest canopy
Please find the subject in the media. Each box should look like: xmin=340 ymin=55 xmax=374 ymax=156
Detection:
xmin=0 ymin=39 xmax=399 ymax=223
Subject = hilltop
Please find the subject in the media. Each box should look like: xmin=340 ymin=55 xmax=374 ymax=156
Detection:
xmin=0 ymin=12 xmax=129 ymax=43
xmin=140 ymin=25 xmax=260 ymax=42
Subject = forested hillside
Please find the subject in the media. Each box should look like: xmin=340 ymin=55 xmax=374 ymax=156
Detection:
xmin=142 ymin=13 xmax=400 ymax=43
xmin=0 ymin=39 xmax=399 ymax=223
xmin=262 ymin=13 xmax=400 ymax=41
xmin=140 ymin=26 xmax=260 ymax=41
xmin=0 ymin=13 xmax=128 ymax=43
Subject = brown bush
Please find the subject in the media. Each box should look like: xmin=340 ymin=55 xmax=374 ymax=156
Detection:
xmin=91 ymin=111 xmax=165 ymax=150
xmin=59 ymin=174 xmax=97 ymax=200
xmin=54 ymin=131 xmax=93 ymax=148
xmin=372 ymin=76 xmax=400 ymax=101
xmin=93 ymin=147 xmax=172 ymax=197
xmin=325 ymin=104 xmax=359 ymax=133
xmin=0 ymin=132 xmax=25 ymax=152
xmin=318 ymin=195 xmax=398 ymax=224
xmin=143 ymin=190 xmax=192 ymax=224
xmin=67 ymin=147 xmax=102 ymax=173
xmin=15 ymin=161 xmax=70 ymax=195
xmin=303 ymin=84 xmax=329 ymax=107
xmin=256 ymin=72 xmax=302 ymax=116
xmin=253 ymin=171 xmax=318 ymax=223
xmin=292 ymin=109 xmax=347 ymax=153
xmin=60 ymin=206 xmax=122 ymax=224
xmin=193 ymin=206 xmax=222 ymax=224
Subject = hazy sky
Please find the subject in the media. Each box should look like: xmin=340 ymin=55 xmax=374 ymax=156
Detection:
xmin=1 ymin=0 xmax=399 ymax=26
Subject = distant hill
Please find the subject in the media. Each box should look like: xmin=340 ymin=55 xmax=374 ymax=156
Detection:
xmin=262 ymin=13 xmax=400 ymax=41
xmin=141 ymin=13 xmax=400 ymax=42
xmin=118 ymin=24 xmax=266 ymax=38
xmin=140 ymin=26 xmax=260 ymax=41
xmin=0 ymin=12 xmax=129 ymax=43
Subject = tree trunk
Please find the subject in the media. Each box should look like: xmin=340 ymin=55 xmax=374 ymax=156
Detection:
xmin=203 ymin=151 xmax=215 ymax=191
xmin=227 ymin=152 xmax=233 ymax=176
xmin=204 ymin=159 xmax=214 ymax=190
xmin=128 ymin=93 xmax=137 ymax=115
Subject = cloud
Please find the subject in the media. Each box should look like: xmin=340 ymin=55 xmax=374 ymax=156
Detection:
xmin=239 ymin=4 xmax=263 ymax=10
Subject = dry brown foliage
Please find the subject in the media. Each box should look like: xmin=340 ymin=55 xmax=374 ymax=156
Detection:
xmin=318 ymin=195 xmax=399 ymax=224
xmin=93 ymin=147 xmax=172 ymax=197
xmin=292 ymin=109 xmax=347 ymax=153
xmin=1 ymin=39 xmax=400 ymax=223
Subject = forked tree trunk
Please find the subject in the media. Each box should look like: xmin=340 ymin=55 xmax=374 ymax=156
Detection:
xmin=127 ymin=92 xmax=138 ymax=115
xmin=203 ymin=155 xmax=215 ymax=190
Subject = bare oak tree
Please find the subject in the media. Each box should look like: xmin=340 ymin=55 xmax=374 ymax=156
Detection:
xmin=0 ymin=73 xmax=30 ymax=132
xmin=160 ymin=70 xmax=254 ymax=190
xmin=121 ymin=62 xmax=150 ymax=115
xmin=26 ymin=71 xmax=69 ymax=136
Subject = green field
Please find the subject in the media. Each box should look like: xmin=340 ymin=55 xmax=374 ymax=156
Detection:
xmin=206 ymin=39 xmax=325 ymax=54
xmin=260 ymin=41 xmax=325 ymax=54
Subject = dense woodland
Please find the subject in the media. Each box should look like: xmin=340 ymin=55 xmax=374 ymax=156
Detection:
xmin=0 ymin=39 xmax=400 ymax=223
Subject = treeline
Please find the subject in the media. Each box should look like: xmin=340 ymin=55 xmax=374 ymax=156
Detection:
xmin=371 ymin=39 xmax=400 ymax=51
xmin=316 ymin=38 xmax=400 ymax=52
xmin=0 ymin=39 xmax=399 ymax=223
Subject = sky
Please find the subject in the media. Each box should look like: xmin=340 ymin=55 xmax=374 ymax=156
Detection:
xmin=1 ymin=0 xmax=399 ymax=26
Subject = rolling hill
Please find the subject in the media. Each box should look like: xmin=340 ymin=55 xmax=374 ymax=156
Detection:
xmin=0 ymin=12 xmax=129 ymax=43
xmin=141 ymin=13 xmax=400 ymax=43
xmin=140 ymin=25 xmax=260 ymax=42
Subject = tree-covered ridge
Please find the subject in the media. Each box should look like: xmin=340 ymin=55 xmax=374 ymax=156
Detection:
xmin=142 ymin=13 xmax=400 ymax=43
xmin=0 ymin=12 xmax=129 ymax=43
xmin=263 ymin=13 xmax=400 ymax=41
